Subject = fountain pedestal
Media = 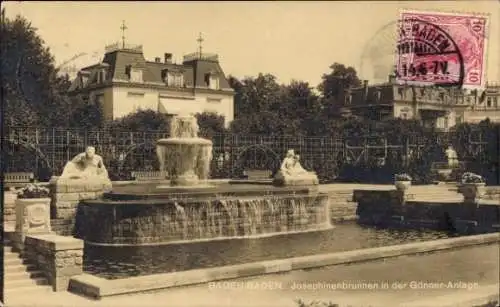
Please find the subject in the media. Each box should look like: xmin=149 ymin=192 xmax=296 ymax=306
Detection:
xmin=273 ymin=170 xmax=319 ymax=187
xmin=173 ymin=170 xmax=199 ymax=186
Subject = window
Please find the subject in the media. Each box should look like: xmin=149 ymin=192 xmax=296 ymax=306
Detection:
xmin=494 ymin=97 xmax=498 ymax=107
xmin=205 ymin=73 xmax=220 ymax=90
xmin=209 ymin=75 xmax=220 ymax=90
xmin=129 ymin=68 xmax=143 ymax=82
xmin=96 ymin=70 xmax=106 ymax=83
xmin=207 ymin=98 xmax=221 ymax=104
xmin=127 ymin=92 xmax=144 ymax=112
xmin=163 ymin=71 xmax=183 ymax=87
xmin=127 ymin=92 xmax=145 ymax=97
xmin=95 ymin=94 xmax=104 ymax=105
xmin=398 ymin=87 xmax=404 ymax=98
xmin=487 ymin=97 xmax=492 ymax=107
xmin=345 ymin=95 xmax=352 ymax=105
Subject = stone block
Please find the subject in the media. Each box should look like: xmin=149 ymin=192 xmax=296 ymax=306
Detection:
xmin=78 ymin=192 xmax=97 ymax=200
xmin=24 ymin=234 xmax=84 ymax=292
xmin=55 ymin=208 xmax=77 ymax=220
xmin=14 ymin=198 xmax=52 ymax=249
xmin=55 ymin=201 xmax=77 ymax=209
xmin=55 ymin=193 xmax=81 ymax=201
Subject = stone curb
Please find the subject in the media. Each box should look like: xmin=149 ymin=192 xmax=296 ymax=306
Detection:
xmin=69 ymin=233 xmax=500 ymax=299
xmin=400 ymin=284 xmax=499 ymax=307
xmin=38 ymin=179 xmax=232 ymax=187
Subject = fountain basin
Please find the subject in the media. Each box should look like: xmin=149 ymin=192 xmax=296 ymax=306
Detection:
xmin=156 ymin=137 xmax=213 ymax=146
xmin=76 ymin=184 xmax=330 ymax=245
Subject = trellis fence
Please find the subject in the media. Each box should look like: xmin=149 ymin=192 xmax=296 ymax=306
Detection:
xmin=2 ymin=126 xmax=490 ymax=182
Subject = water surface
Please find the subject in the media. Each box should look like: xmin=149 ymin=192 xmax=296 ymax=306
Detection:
xmin=84 ymin=222 xmax=455 ymax=280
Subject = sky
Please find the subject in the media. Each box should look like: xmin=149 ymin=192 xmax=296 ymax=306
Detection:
xmin=4 ymin=1 xmax=499 ymax=87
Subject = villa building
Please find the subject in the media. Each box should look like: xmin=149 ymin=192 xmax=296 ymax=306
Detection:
xmin=343 ymin=75 xmax=500 ymax=130
xmin=68 ymin=43 xmax=235 ymax=127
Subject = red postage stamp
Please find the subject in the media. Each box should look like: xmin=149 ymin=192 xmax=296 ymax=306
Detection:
xmin=395 ymin=10 xmax=488 ymax=88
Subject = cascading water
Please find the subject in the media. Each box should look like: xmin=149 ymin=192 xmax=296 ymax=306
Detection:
xmin=156 ymin=114 xmax=213 ymax=186
xmin=77 ymin=114 xmax=332 ymax=246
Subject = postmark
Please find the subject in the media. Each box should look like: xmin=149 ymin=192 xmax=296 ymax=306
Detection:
xmin=395 ymin=10 xmax=489 ymax=88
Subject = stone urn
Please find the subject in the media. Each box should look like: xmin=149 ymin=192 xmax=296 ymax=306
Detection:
xmin=14 ymin=197 xmax=52 ymax=250
xmin=395 ymin=181 xmax=411 ymax=192
xmin=459 ymin=183 xmax=486 ymax=203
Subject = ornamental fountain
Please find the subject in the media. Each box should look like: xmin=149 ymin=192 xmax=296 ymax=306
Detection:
xmin=75 ymin=114 xmax=331 ymax=245
xmin=156 ymin=114 xmax=213 ymax=187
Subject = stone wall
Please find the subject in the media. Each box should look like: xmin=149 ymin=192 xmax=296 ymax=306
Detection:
xmin=353 ymin=189 xmax=500 ymax=234
xmin=328 ymin=190 xmax=358 ymax=222
xmin=76 ymin=194 xmax=331 ymax=244
xmin=49 ymin=177 xmax=110 ymax=236
xmin=485 ymin=187 xmax=500 ymax=201
xmin=24 ymin=234 xmax=84 ymax=292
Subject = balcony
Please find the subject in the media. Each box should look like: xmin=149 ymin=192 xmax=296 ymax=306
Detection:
xmin=183 ymin=52 xmax=219 ymax=63
xmin=105 ymin=43 xmax=143 ymax=54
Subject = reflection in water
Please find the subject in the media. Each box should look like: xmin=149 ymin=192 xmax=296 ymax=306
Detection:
xmin=84 ymin=223 xmax=454 ymax=280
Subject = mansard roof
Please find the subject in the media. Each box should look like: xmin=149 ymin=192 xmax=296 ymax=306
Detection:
xmin=69 ymin=46 xmax=233 ymax=93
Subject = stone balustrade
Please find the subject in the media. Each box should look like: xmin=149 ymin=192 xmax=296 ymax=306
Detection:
xmin=24 ymin=234 xmax=84 ymax=292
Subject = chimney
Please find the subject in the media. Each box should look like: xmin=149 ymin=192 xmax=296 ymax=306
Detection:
xmin=164 ymin=53 xmax=173 ymax=64
xmin=155 ymin=57 xmax=161 ymax=63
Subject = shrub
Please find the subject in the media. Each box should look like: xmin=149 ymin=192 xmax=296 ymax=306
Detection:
xmin=395 ymin=173 xmax=412 ymax=181
xmin=17 ymin=183 xmax=50 ymax=199
xmin=461 ymin=172 xmax=485 ymax=184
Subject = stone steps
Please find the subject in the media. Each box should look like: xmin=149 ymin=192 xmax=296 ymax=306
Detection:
xmin=5 ymin=270 xmax=46 ymax=281
xmin=3 ymin=242 xmax=52 ymax=299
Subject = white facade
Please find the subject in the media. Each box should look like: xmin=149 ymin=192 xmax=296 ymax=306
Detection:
xmin=105 ymin=86 xmax=234 ymax=127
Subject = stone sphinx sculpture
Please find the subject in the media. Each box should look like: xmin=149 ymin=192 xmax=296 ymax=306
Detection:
xmin=60 ymin=146 xmax=110 ymax=180
xmin=273 ymin=149 xmax=319 ymax=186
xmin=49 ymin=146 xmax=112 ymax=223
xmin=52 ymin=146 xmax=112 ymax=193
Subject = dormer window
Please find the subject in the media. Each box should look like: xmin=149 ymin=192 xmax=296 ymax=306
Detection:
xmin=130 ymin=68 xmax=143 ymax=82
xmin=126 ymin=65 xmax=143 ymax=82
xmin=163 ymin=70 xmax=184 ymax=87
xmin=398 ymin=87 xmax=404 ymax=98
xmin=96 ymin=69 xmax=106 ymax=83
xmin=345 ymin=94 xmax=352 ymax=105
xmin=205 ymin=72 xmax=220 ymax=90
xmin=163 ymin=71 xmax=184 ymax=87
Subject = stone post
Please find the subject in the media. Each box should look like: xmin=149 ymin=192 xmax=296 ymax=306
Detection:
xmin=12 ymin=197 xmax=52 ymax=251
xmin=3 ymin=189 xmax=18 ymax=226
xmin=24 ymin=234 xmax=84 ymax=292
xmin=49 ymin=176 xmax=112 ymax=235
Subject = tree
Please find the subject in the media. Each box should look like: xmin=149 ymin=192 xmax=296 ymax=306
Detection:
xmin=195 ymin=112 xmax=226 ymax=138
xmin=318 ymin=63 xmax=361 ymax=118
xmin=280 ymin=80 xmax=321 ymax=136
xmin=1 ymin=9 xmax=68 ymax=127
xmin=231 ymin=73 xmax=282 ymax=117
xmin=105 ymin=109 xmax=170 ymax=132
xmin=68 ymin=95 xmax=104 ymax=130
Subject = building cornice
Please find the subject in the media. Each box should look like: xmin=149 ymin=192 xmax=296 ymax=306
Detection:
xmin=69 ymin=80 xmax=235 ymax=97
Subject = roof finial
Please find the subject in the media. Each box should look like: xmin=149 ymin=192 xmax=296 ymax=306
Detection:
xmin=121 ymin=20 xmax=128 ymax=49
xmin=197 ymin=32 xmax=204 ymax=58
